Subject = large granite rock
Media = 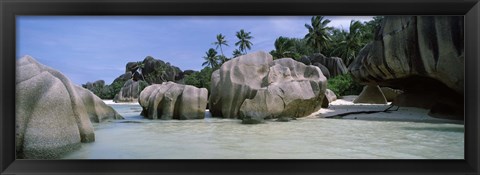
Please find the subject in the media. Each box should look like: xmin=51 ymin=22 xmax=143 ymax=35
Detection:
xmin=82 ymin=80 xmax=105 ymax=90
xmin=209 ymin=51 xmax=327 ymax=123
xmin=112 ymin=72 xmax=133 ymax=84
xmin=348 ymin=16 xmax=464 ymax=119
xmin=113 ymin=79 xmax=147 ymax=103
xmin=139 ymin=82 xmax=208 ymax=120
xmin=16 ymin=56 xmax=123 ymax=159
xmin=308 ymin=53 xmax=348 ymax=78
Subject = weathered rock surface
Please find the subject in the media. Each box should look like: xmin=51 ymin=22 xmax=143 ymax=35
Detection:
xmin=322 ymin=89 xmax=338 ymax=108
xmin=380 ymin=87 xmax=403 ymax=102
xmin=139 ymin=82 xmax=208 ymax=120
xmin=16 ymin=56 xmax=123 ymax=159
xmin=353 ymin=85 xmax=387 ymax=104
xmin=82 ymin=80 xmax=105 ymax=90
xmin=308 ymin=53 xmax=348 ymax=78
xmin=209 ymin=51 xmax=327 ymax=123
xmin=113 ymin=79 xmax=147 ymax=102
xmin=313 ymin=62 xmax=331 ymax=79
xmin=348 ymin=16 xmax=464 ymax=119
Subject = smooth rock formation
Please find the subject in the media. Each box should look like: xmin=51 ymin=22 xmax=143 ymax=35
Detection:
xmin=313 ymin=62 xmax=331 ymax=79
xmin=113 ymin=72 xmax=133 ymax=83
xmin=309 ymin=53 xmax=348 ymax=78
xmin=139 ymin=82 xmax=208 ymax=120
xmin=113 ymin=79 xmax=147 ymax=103
xmin=348 ymin=16 xmax=464 ymax=119
xmin=16 ymin=56 xmax=123 ymax=159
xmin=209 ymin=51 xmax=327 ymax=123
xmin=322 ymin=89 xmax=338 ymax=108
xmin=353 ymin=85 xmax=387 ymax=104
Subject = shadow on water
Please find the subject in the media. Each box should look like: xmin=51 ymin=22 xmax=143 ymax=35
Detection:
xmin=401 ymin=126 xmax=464 ymax=133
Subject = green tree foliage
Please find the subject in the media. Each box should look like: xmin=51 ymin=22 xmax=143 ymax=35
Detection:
xmin=362 ymin=16 xmax=384 ymax=41
xmin=235 ymin=29 xmax=253 ymax=54
xmin=202 ymin=48 xmax=219 ymax=69
xmin=232 ymin=49 xmax=243 ymax=58
xmin=270 ymin=36 xmax=295 ymax=59
xmin=183 ymin=67 xmax=214 ymax=95
xmin=304 ymin=16 xmax=334 ymax=53
xmin=327 ymin=73 xmax=363 ymax=97
xmin=270 ymin=37 xmax=315 ymax=60
xmin=330 ymin=20 xmax=366 ymax=66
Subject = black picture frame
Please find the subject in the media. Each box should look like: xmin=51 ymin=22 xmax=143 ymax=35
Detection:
xmin=1 ymin=0 xmax=479 ymax=174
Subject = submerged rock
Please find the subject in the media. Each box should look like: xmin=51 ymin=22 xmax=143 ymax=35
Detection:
xmin=16 ymin=56 xmax=123 ymax=159
xmin=139 ymin=82 xmax=208 ymax=120
xmin=209 ymin=51 xmax=327 ymax=123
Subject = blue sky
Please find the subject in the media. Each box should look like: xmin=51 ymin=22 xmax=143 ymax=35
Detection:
xmin=17 ymin=16 xmax=373 ymax=85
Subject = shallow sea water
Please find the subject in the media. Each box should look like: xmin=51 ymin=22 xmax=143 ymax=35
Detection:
xmin=61 ymin=103 xmax=464 ymax=159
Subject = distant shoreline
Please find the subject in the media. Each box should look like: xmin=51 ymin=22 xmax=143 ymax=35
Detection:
xmin=103 ymin=100 xmax=139 ymax=105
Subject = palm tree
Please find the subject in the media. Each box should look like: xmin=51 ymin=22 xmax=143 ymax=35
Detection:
xmin=212 ymin=33 xmax=229 ymax=58
xmin=271 ymin=36 xmax=295 ymax=59
xmin=232 ymin=49 xmax=243 ymax=58
xmin=304 ymin=16 xmax=333 ymax=54
xmin=202 ymin=48 xmax=219 ymax=69
xmin=235 ymin=29 xmax=253 ymax=54
xmin=218 ymin=55 xmax=230 ymax=64
xmin=332 ymin=20 xmax=366 ymax=66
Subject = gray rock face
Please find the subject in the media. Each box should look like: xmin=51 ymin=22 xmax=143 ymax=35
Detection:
xmin=209 ymin=51 xmax=327 ymax=123
xmin=16 ymin=56 xmax=123 ymax=159
xmin=380 ymin=87 xmax=403 ymax=102
xmin=113 ymin=79 xmax=144 ymax=103
xmin=309 ymin=53 xmax=347 ymax=78
xmin=322 ymin=89 xmax=337 ymax=108
xmin=353 ymin=85 xmax=387 ymax=104
xmin=313 ymin=63 xmax=331 ymax=79
xmin=348 ymin=16 xmax=464 ymax=119
xmin=139 ymin=82 xmax=208 ymax=120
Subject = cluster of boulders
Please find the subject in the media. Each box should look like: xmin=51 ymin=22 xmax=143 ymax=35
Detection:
xmin=207 ymin=51 xmax=328 ymax=124
xmin=84 ymin=56 xmax=196 ymax=103
xmin=299 ymin=53 xmax=348 ymax=79
xmin=16 ymin=56 xmax=123 ymax=159
xmin=348 ymin=16 xmax=464 ymax=119
xmin=15 ymin=16 xmax=465 ymax=160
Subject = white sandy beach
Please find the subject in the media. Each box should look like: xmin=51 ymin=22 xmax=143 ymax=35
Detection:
xmin=103 ymin=100 xmax=139 ymax=105
xmin=309 ymin=95 xmax=463 ymax=124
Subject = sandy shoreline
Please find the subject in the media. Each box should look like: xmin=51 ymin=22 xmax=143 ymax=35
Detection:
xmin=102 ymin=96 xmax=462 ymax=125
xmin=103 ymin=100 xmax=139 ymax=105
xmin=308 ymin=95 xmax=463 ymax=124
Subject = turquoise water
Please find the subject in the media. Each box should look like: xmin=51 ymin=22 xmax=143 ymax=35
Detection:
xmin=61 ymin=103 xmax=464 ymax=159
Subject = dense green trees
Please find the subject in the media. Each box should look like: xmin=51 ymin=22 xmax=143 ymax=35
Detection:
xmin=270 ymin=16 xmax=384 ymax=67
xmin=326 ymin=74 xmax=364 ymax=96
xmin=304 ymin=16 xmax=334 ymax=54
xmin=269 ymin=36 xmax=295 ymax=59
